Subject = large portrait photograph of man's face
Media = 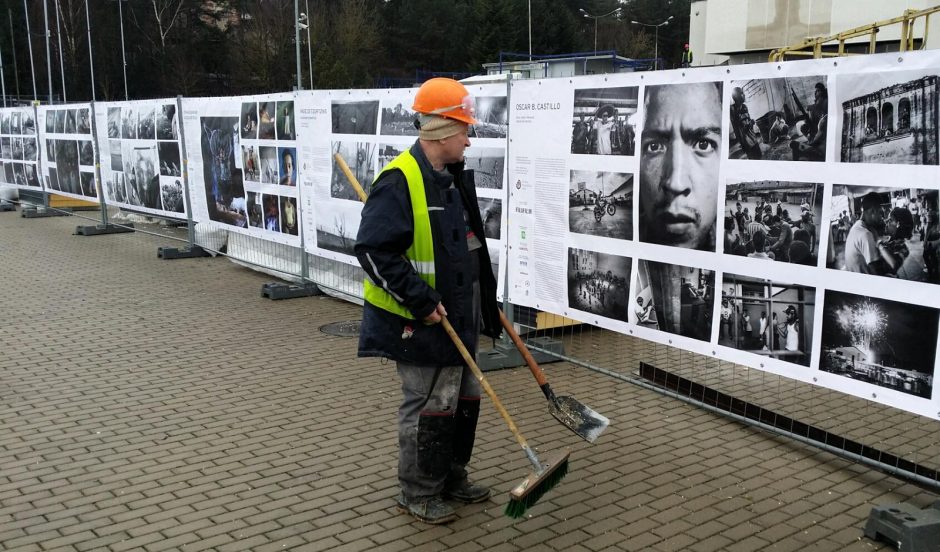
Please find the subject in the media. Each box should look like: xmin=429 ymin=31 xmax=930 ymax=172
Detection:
xmin=639 ymin=81 xmax=722 ymax=252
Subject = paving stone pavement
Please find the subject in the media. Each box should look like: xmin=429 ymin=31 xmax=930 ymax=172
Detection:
xmin=1 ymin=208 xmax=937 ymax=552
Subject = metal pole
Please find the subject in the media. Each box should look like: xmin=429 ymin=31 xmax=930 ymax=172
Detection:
xmin=89 ymin=101 xmax=108 ymax=225
xmin=176 ymin=96 xmax=196 ymax=248
xmin=9 ymin=10 xmax=20 ymax=97
xmin=23 ymin=0 xmax=37 ymax=100
xmin=118 ymin=0 xmax=127 ymax=100
xmin=84 ymin=0 xmax=94 ymax=101
xmin=0 ymin=29 xmax=6 ymax=107
xmin=42 ymin=0 xmax=53 ymax=104
xmin=594 ymin=17 xmax=598 ymax=55
xmin=54 ymin=0 xmax=65 ymax=102
xmin=528 ymin=0 xmax=532 ymax=60
xmin=654 ymin=26 xmax=659 ymax=70
xmin=294 ymin=0 xmax=301 ymax=90
xmin=305 ymin=0 xmax=312 ymax=89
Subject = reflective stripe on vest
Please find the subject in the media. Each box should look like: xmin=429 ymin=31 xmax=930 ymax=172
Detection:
xmin=362 ymin=150 xmax=436 ymax=319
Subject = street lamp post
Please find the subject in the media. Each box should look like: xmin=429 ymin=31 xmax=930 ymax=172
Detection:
xmin=114 ymin=0 xmax=128 ymax=100
xmin=580 ymin=7 xmax=622 ymax=55
xmin=630 ymin=16 xmax=673 ymax=70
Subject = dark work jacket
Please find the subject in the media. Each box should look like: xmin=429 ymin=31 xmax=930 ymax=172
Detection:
xmin=355 ymin=141 xmax=501 ymax=366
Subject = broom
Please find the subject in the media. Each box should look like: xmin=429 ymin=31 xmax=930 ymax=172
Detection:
xmin=440 ymin=316 xmax=569 ymax=518
xmin=336 ymin=152 xmax=569 ymax=517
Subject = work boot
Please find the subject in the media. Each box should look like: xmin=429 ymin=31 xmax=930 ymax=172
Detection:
xmin=443 ymin=478 xmax=491 ymax=504
xmin=396 ymin=492 xmax=457 ymax=524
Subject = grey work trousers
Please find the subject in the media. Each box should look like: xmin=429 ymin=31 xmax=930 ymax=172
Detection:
xmin=397 ymin=280 xmax=483 ymax=500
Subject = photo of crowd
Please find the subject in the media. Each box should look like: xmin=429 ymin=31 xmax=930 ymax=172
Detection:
xmin=567 ymin=248 xmax=631 ymax=323
xmin=568 ymin=170 xmax=632 ymax=240
xmin=720 ymin=274 xmax=815 ymax=366
xmin=821 ymin=290 xmax=936 ymax=399
xmin=729 ymin=76 xmax=828 ymax=162
xmin=723 ymin=180 xmax=823 ymax=265
xmin=631 ymin=260 xmax=715 ymax=342
xmin=570 ymin=86 xmax=637 ymax=156
xmin=827 ymin=186 xmax=940 ymax=284
xmin=380 ymin=102 xmax=418 ymax=136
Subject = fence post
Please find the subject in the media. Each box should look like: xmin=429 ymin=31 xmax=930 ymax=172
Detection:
xmin=74 ymin=100 xmax=133 ymax=235
xmin=157 ymin=96 xmax=210 ymax=259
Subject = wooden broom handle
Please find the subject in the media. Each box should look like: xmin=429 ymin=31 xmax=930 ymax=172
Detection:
xmin=498 ymin=310 xmax=549 ymax=387
xmin=334 ymin=153 xmax=369 ymax=203
xmin=441 ymin=316 xmax=530 ymax=451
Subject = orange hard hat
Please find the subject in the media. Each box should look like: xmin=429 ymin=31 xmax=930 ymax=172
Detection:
xmin=412 ymin=78 xmax=477 ymax=125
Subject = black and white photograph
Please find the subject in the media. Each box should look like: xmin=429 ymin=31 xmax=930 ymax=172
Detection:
xmin=109 ymin=140 xmax=121 ymax=170
xmin=157 ymin=104 xmax=177 ymax=140
xmin=279 ymin=196 xmax=298 ymax=235
xmin=11 ymin=112 xmax=21 ymax=134
xmin=723 ymin=180 xmax=823 ymax=265
xmin=240 ymin=102 xmax=258 ymax=139
xmin=246 ymin=192 xmax=262 ymax=228
xmin=315 ymin=204 xmax=358 ymax=257
xmin=839 ymin=69 xmax=939 ymax=165
xmin=465 ymin=149 xmax=504 ymax=189
xmin=332 ymin=100 xmax=379 ymax=135
xmin=827 ymin=185 xmax=940 ymax=284
xmin=568 ymin=170 xmax=632 ymax=240
xmin=54 ymin=140 xmax=80 ymax=195
xmin=3 ymin=163 xmax=14 ymax=185
xmin=121 ymin=107 xmax=137 ymax=139
xmin=1 ymin=137 xmax=10 ymax=158
xmin=471 ymin=96 xmax=508 ymax=138
xmin=158 ymin=142 xmax=181 ymax=177
xmin=720 ymin=274 xmax=815 ymax=367
xmin=77 ymin=109 xmax=91 ymax=134
xmin=276 ymin=101 xmax=294 ymax=141
xmin=54 ymin=109 xmax=66 ymax=134
xmin=258 ymin=146 xmax=278 ymax=184
xmin=258 ymin=101 xmax=276 ymax=139
xmin=45 ymin=139 xmax=55 ymax=163
xmin=160 ymin=179 xmax=184 ymax=213
xmin=65 ymin=109 xmax=77 ymax=134
xmin=331 ymin=141 xmax=375 ymax=200
xmin=242 ymin=145 xmax=260 ymax=182
xmin=43 ymin=111 xmax=53 ymax=133
xmin=12 ymin=162 xmax=25 ymax=187
xmin=79 ymin=172 xmax=95 ymax=197
xmin=278 ymin=147 xmax=297 ymax=186
xmin=47 ymin=167 xmax=59 ymax=192
xmin=262 ymin=194 xmax=281 ymax=232
xmin=729 ymin=77 xmax=829 ymax=161
xmin=639 ymin=81 xmax=722 ymax=252
xmin=22 ymin=112 xmax=34 ymax=135
xmin=106 ymin=172 xmax=126 ymax=204
xmin=123 ymin=143 xmax=160 ymax=210
xmin=23 ymin=138 xmax=37 ymax=162
xmin=79 ymin=141 xmax=94 ymax=167
xmin=570 ymin=86 xmax=637 ymax=155
xmin=137 ymin=106 xmax=156 ymax=140
xmin=380 ymin=101 xmax=418 ymax=136
xmin=25 ymin=163 xmax=40 ymax=188
xmin=630 ymin=259 xmax=715 ymax=342
xmin=377 ymin=144 xmax=406 ymax=172
xmin=1 ymin=113 xmax=10 ymax=134
xmin=567 ymin=248 xmax=631 ymax=323
xmin=107 ymin=108 xmax=121 ymax=138
xmin=11 ymin=137 xmax=22 ymax=160
xmin=477 ymin=197 xmax=502 ymax=240
xmin=821 ymin=290 xmax=937 ymax=399
xmin=200 ymin=117 xmax=247 ymax=227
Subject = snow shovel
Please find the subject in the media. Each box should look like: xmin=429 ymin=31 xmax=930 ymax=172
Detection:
xmin=498 ymin=310 xmax=609 ymax=443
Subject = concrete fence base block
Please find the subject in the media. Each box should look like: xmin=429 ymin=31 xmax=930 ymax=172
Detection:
xmin=864 ymin=501 xmax=940 ymax=552
xmin=22 ymin=207 xmax=72 ymax=218
xmin=478 ymin=336 xmax=565 ymax=372
xmin=261 ymin=282 xmax=322 ymax=300
xmin=74 ymin=223 xmax=135 ymax=236
xmin=158 ymin=245 xmax=211 ymax=260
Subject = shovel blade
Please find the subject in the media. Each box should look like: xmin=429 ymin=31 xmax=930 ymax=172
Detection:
xmin=549 ymin=395 xmax=610 ymax=443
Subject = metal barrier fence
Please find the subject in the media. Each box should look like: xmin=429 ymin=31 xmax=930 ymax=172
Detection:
xmin=2 ymin=56 xmax=939 ymax=501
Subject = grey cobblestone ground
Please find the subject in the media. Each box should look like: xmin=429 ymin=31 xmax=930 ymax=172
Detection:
xmin=1 ymin=208 xmax=936 ymax=551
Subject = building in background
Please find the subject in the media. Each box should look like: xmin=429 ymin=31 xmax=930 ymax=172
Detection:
xmin=689 ymin=0 xmax=940 ymax=67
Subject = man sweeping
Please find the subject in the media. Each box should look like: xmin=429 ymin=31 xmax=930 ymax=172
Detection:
xmin=354 ymin=78 xmax=501 ymax=524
